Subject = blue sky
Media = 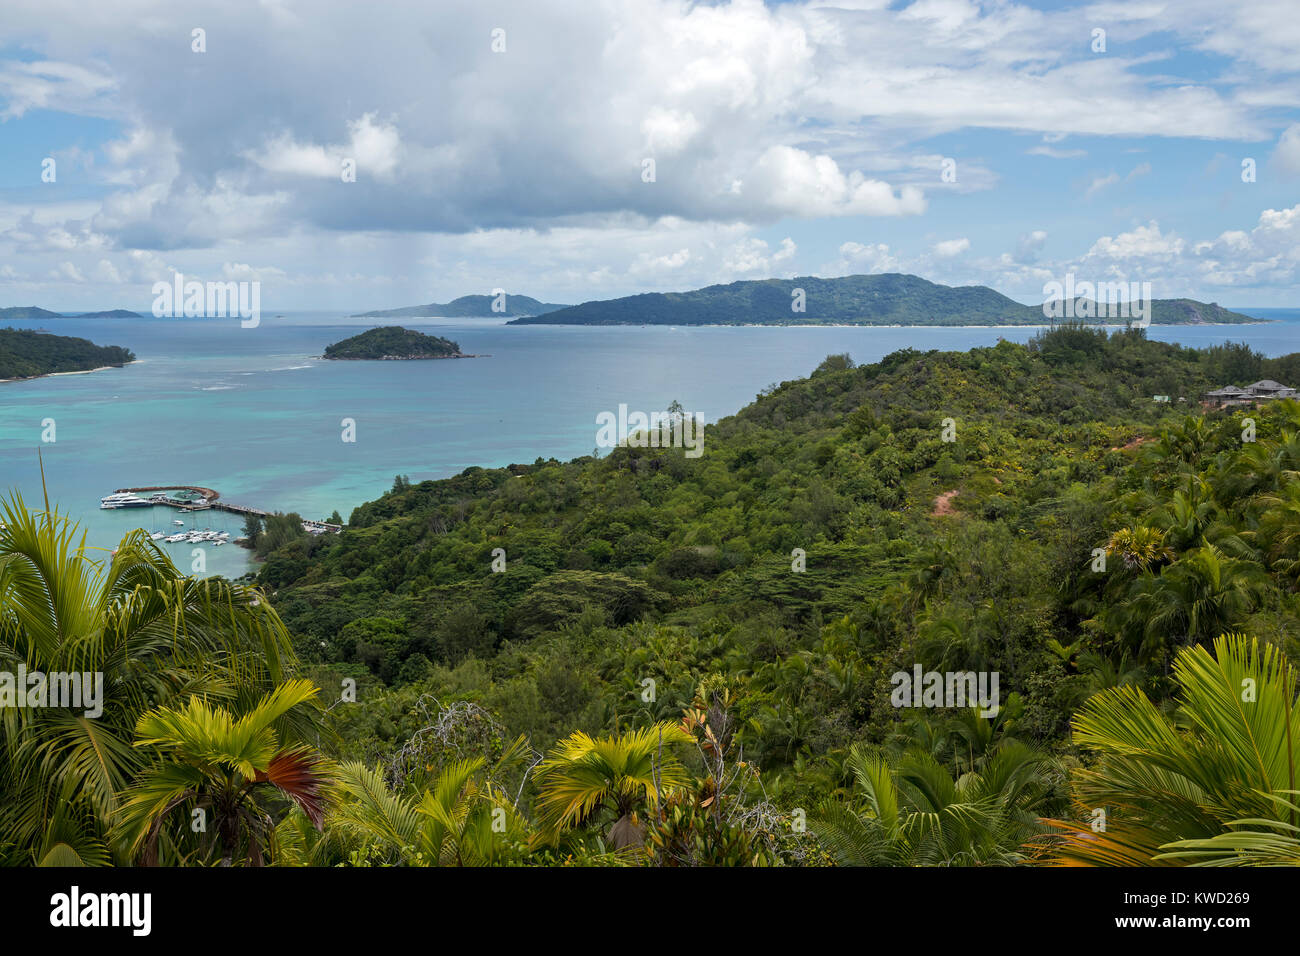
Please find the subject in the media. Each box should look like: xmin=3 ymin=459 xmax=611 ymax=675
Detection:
xmin=1 ymin=0 xmax=1298 ymax=311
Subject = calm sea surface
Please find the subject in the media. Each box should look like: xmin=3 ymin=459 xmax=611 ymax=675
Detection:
xmin=1 ymin=311 xmax=1297 ymax=577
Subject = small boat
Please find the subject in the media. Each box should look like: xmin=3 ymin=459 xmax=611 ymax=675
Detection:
xmin=164 ymin=533 xmax=187 ymax=543
xmin=173 ymin=520 xmax=185 ymax=526
xmin=213 ymin=540 xmax=225 ymax=547
xmin=150 ymin=532 xmax=164 ymax=540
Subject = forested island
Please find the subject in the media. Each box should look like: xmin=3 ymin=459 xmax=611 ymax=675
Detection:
xmin=354 ymin=294 xmax=568 ymax=318
xmin=0 ymin=327 xmax=135 ymax=381
xmin=0 ymin=306 xmax=142 ymax=319
xmin=6 ymin=324 xmax=1300 ymax=867
xmin=507 ymin=273 xmax=1260 ymax=326
xmin=322 ymin=326 xmax=473 ymax=360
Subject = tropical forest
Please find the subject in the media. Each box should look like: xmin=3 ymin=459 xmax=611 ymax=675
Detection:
xmin=4 ymin=323 xmax=1300 ymax=868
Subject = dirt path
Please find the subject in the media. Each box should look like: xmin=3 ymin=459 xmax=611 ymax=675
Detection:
xmin=932 ymin=490 xmax=959 ymax=516
xmin=1110 ymin=436 xmax=1155 ymax=452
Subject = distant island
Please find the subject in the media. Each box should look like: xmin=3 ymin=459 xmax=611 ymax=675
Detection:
xmin=505 ymin=274 xmax=1262 ymax=327
xmin=322 ymin=326 xmax=477 ymax=360
xmin=354 ymin=294 xmax=569 ymax=319
xmin=0 ymin=328 xmax=136 ymax=382
xmin=0 ymin=306 xmax=143 ymax=320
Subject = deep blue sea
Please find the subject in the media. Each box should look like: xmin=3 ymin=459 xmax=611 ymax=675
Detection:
xmin=1 ymin=310 xmax=1296 ymax=577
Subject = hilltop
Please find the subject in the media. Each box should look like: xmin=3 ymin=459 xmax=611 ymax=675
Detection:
xmin=506 ymin=273 xmax=1260 ymax=326
xmin=322 ymin=326 xmax=472 ymax=360
xmin=354 ymin=294 xmax=569 ymax=319
xmin=0 ymin=307 xmax=63 ymax=321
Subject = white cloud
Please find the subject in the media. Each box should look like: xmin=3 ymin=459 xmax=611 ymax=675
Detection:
xmin=1273 ymin=123 xmax=1300 ymax=176
xmin=933 ymin=237 xmax=970 ymax=257
xmin=1028 ymin=145 xmax=1086 ymax=159
xmin=247 ymin=113 xmax=401 ymax=181
xmin=744 ymin=146 xmax=926 ymax=217
xmin=1084 ymin=172 xmax=1121 ymax=198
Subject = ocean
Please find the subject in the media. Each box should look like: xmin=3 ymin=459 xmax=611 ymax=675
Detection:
xmin=1 ymin=311 xmax=1297 ymax=578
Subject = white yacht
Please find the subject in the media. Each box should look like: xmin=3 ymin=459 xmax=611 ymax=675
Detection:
xmin=100 ymin=492 xmax=151 ymax=509
xmin=150 ymin=531 xmax=165 ymax=540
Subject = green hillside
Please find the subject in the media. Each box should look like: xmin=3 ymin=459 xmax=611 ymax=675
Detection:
xmin=0 ymin=327 xmax=135 ymax=380
xmin=507 ymin=273 xmax=1260 ymax=326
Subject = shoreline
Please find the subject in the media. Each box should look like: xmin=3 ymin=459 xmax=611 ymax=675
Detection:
xmin=0 ymin=360 xmax=135 ymax=385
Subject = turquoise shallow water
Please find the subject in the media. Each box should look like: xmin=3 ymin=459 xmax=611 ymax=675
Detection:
xmin=1 ymin=311 xmax=1296 ymax=577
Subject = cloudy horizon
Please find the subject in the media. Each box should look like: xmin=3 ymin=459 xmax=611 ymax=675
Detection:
xmin=2 ymin=0 xmax=1299 ymax=312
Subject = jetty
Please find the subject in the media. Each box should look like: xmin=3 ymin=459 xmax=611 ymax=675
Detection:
xmin=112 ymin=485 xmax=342 ymax=533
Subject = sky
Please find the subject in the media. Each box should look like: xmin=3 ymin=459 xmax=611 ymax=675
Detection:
xmin=0 ymin=0 xmax=1298 ymax=312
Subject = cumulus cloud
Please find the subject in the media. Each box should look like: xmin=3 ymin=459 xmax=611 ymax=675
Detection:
xmin=933 ymin=237 xmax=970 ymax=257
xmin=742 ymin=146 xmax=926 ymax=217
xmin=0 ymin=0 xmax=1298 ymax=306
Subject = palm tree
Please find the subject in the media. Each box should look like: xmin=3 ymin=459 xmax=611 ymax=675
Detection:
xmin=114 ymin=679 xmax=330 ymax=865
xmin=812 ymin=740 xmax=1056 ymax=866
xmin=1044 ymin=633 xmax=1300 ymax=865
xmin=1160 ymin=792 xmax=1300 ymax=866
xmin=532 ymin=722 xmax=692 ymax=849
xmin=0 ymin=495 xmax=307 ymax=865
xmin=1253 ymin=481 xmax=1300 ymax=589
xmin=325 ymin=756 xmax=530 ymax=866
xmin=1114 ymin=546 xmax=1267 ymax=661
xmin=1103 ymin=525 xmax=1174 ymax=573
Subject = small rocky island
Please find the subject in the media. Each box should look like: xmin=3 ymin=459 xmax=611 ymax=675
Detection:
xmin=322 ymin=326 xmax=477 ymax=361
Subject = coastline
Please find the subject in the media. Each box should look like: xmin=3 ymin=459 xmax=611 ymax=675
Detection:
xmin=0 ymin=360 xmax=136 ymax=385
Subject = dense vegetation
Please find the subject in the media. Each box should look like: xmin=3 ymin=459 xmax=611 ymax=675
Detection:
xmin=322 ymin=326 xmax=466 ymax=360
xmin=5 ymin=324 xmax=1300 ymax=867
xmin=509 ymin=273 xmax=1258 ymax=326
xmin=355 ymin=294 xmax=568 ymax=318
xmin=0 ymin=327 xmax=135 ymax=380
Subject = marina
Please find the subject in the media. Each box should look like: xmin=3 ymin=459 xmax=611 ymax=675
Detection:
xmin=99 ymin=484 xmax=342 ymax=548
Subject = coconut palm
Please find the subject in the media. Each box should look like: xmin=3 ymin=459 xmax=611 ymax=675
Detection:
xmin=532 ymin=722 xmax=692 ymax=849
xmin=113 ymin=679 xmax=330 ymax=865
xmin=0 ymin=495 xmax=307 ymax=866
xmin=1044 ymin=633 xmax=1300 ymax=865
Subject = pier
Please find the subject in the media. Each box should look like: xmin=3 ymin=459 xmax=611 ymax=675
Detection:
xmin=111 ymin=485 xmax=341 ymax=532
